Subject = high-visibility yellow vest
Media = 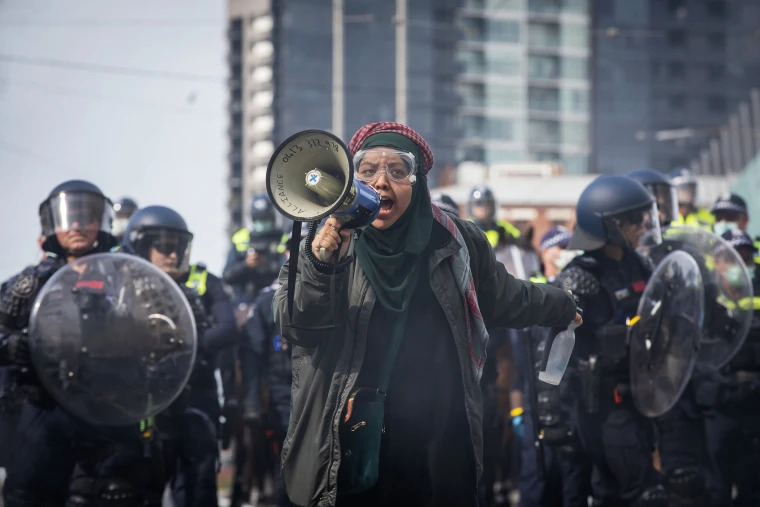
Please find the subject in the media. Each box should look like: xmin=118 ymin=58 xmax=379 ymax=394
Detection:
xmin=672 ymin=208 xmax=714 ymax=231
xmin=185 ymin=264 xmax=208 ymax=296
xmin=482 ymin=220 xmax=521 ymax=249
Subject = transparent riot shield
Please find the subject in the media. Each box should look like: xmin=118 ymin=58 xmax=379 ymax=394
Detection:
xmin=496 ymin=245 xmax=542 ymax=281
xmin=639 ymin=226 xmax=753 ymax=368
xmin=29 ymin=253 xmax=197 ymax=426
xmin=630 ymin=250 xmax=703 ymax=418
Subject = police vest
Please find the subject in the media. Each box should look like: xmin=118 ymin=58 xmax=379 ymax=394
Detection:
xmin=185 ymin=264 xmax=208 ymax=296
xmin=232 ymin=227 xmax=289 ymax=255
xmin=476 ymin=219 xmax=521 ymax=249
xmin=671 ymin=208 xmax=714 ymax=231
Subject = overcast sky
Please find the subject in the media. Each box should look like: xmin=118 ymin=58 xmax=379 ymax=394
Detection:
xmin=0 ymin=0 xmax=229 ymax=280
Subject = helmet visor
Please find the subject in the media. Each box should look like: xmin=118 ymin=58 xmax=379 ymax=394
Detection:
xmin=604 ymin=202 xmax=662 ymax=249
xmin=353 ymin=147 xmax=417 ymax=184
xmin=675 ymin=182 xmax=697 ymax=207
xmin=138 ymin=229 xmax=193 ymax=275
xmin=644 ymin=183 xmax=679 ymax=226
xmin=41 ymin=191 xmax=113 ymax=237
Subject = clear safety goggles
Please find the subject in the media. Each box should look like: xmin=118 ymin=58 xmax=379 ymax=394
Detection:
xmin=643 ymin=183 xmax=679 ymax=226
xmin=40 ymin=191 xmax=113 ymax=237
xmin=353 ymin=147 xmax=417 ymax=184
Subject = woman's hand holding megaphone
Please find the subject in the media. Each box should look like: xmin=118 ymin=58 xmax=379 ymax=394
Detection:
xmin=313 ymin=217 xmax=352 ymax=263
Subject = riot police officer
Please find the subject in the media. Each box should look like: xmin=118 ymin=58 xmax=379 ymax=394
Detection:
xmin=627 ymin=169 xmax=712 ymax=506
xmin=239 ymin=231 xmax=300 ymax=507
xmin=704 ymin=229 xmax=760 ymax=507
xmin=223 ymin=194 xmax=284 ymax=304
xmin=121 ymin=205 xmax=237 ymax=507
xmin=468 ymin=186 xmax=520 ymax=250
xmin=511 ymin=227 xmax=591 ymax=507
xmin=668 ymin=168 xmax=714 ymax=230
xmin=0 ymin=180 xmax=166 ymax=506
xmin=111 ymin=197 xmax=139 ymax=243
xmin=556 ymin=175 xmax=667 ymax=506
xmin=711 ymin=193 xmax=750 ymax=237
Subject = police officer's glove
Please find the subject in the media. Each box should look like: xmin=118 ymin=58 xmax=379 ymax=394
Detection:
xmin=3 ymin=329 xmax=31 ymax=367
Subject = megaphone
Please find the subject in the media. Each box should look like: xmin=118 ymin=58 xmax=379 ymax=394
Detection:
xmin=266 ymin=129 xmax=380 ymax=229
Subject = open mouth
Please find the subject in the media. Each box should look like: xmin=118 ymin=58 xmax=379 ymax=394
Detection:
xmin=379 ymin=198 xmax=394 ymax=212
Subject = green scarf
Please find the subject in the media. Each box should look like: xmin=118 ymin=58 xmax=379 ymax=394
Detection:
xmin=354 ymin=133 xmax=433 ymax=313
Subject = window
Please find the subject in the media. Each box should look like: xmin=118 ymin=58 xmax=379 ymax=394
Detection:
xmin=458 ymin=83 xmax=485 ymax=107
xmin=528 ymin=120 xmax=560 ymax=144
xmin=668 ymin=94 xmax=687 ymax=111
xmin=488 ymin=84 xmax=523 ymax=108
xmin=707 ymin=33 xmax=725 ymax=51
xmin=668 ymin=30 xmax=686 ymax=48
xmin=668 ymin=62 xmax=685 ymax=79
xmin=707 ymin=96 xmax=726 ymax=113
xmin=561 ymin=88 xmax=588 ymax=114
xmin=706 ymin=1 xmax=726 ymax=18
xmin=706 ymin=64 xmax=724 ymax=81
xmin=529 ymin=22 xmax=560 ymax=48
xmin=561 ymin=24 xmax=588 ymax=48
xmin=529 ymin=55 xmax=559 ymax=79
xmin=529 ymin=87 xmax=560 ymax=111
xmin=562 ymin=57 xmax=587 ymax=79
xmin=460 ymin=17 xmax=520 ymax=43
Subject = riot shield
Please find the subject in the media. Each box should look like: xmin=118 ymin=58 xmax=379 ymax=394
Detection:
xmin=630 ymin=251 xmax=703 ymax=418
xmin=639 ymin=226 xmax=753 ymax=368
xmin=496 ymin=245 xmax=542 ymax=281
xmin=29 ymin=253 xmax=196 ymax=426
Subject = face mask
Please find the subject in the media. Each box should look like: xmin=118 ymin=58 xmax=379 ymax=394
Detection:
xmin=554 ymin=249 xmax=580 ymax=270
xmin=713 ymin=221 xmax=738 ymax=236
xmin=724 ymin=264 xmax=747 ymax=287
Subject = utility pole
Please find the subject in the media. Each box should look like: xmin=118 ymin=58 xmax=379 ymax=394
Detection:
xmin=395 ymin=0 xmax=407 ymax=124
xmin=332 ymin=0 xmax=344 ymax=139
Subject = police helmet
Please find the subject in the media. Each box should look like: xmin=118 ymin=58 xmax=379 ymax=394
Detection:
xmin=468 ymin=185 xmax=496 ymax=225
xmin=38 ymin=179 xmax=116 ymax=256
xmin=668 ymin=167 xmax=698 ymax=207
xmin=112 ymin=197 xmax=139 ymax=240
xmin=431 ymin=192 xmax=460 ymax=217
xmin=113 ymin=197 xmax=139 ymax=218
xmin=625 ymin=169 xmax=679 ymax=225
xmin=711 ymin=193 xmax=748 ymax=216
xmin=250 ymin=194 xmax=278 ymax=237
xmin=569 ymin=175 xmax=661 ymax=251
xmin=122 ymin=205 xmax=194 ymax=275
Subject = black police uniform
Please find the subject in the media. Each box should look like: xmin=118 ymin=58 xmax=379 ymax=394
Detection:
xmin=1 ymin=257 xmax=166 ymax=507
xmin=703 ymin=272 xmax=760 ymax=507
xmin=240 ymin=282 xmax=292 ymax=507
xmin=1 ymin=181 xmax=165 ymax=507
xmin=512 ymin=324 xmax=592 ymax=507
xmin=164 ymin=267 xmax=237 ymax=507
xmin=557 ymin=249 xmax=664 ymax=506
xmin=119 ymin=205 xmax=238 ymax=507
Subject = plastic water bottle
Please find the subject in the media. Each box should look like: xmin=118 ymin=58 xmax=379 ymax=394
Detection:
xmin=538 ymin=322 xmax=578 ymax=386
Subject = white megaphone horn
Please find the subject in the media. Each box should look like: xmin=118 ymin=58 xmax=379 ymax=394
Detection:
xmin=266 ymin=129 xmax=381 ymax=262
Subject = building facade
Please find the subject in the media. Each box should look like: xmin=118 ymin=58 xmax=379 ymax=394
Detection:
xmin=225 ymin=0 xmax=460 ymax=233
xmin=592 ymin=0 xmax=760 ymax=175
xmin=455 ymin=0 xmax=592 ymax=174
